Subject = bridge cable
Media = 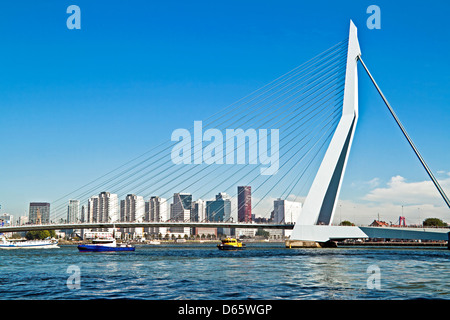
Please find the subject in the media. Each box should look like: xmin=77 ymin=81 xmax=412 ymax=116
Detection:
xmin=358 ymin=56 xmax=450 ymax=209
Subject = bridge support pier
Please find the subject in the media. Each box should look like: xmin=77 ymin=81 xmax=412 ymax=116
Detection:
xmin=285 ymin=240 xmax=337 ymax=248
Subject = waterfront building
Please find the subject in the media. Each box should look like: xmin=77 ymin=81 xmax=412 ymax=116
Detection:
xmin=67 ymin=200 xmax=80 ymax=224
xmin=170 ymin=193 xmax=192 ymax=236
xmin=19 ymin=216 xmax=28 ymax=225
xmin=87 ymin=192 xmax=118 ymax=232
xmin=97 ymin=192 xmax=119 ymax=223
xmin=87 ymin=195 xmax=99 ymax=223
xmin=148 ymin=196 xmax=168 ymax=237
xmin=273 ymin=198 xmax=302 ymax=238
xmin=120 ymin=194 xmax=145 ymax=238
xmin=206 ymin=192 xmax=233 ymax=236
xmin=80 ymin=205 xmax=86 ymax=222
xmin=0 ymin=213 xmax=14 ymax=227
xmin=237 ymin=186 xmax=252 ymax=223
xmin=194 ymin=227 xmax=217 ymax=238
xmin=206 ymin=193 xmax=231 ymax=222
xmin=191 ymin=199 xmax=207 ymax=236
xmin=191 ymin=199 xmax=206 ymax=222
xmin=29 ymin=202 xmax=50 ymax=224
xmin=236 ymin=228 xmax=256 ymax=238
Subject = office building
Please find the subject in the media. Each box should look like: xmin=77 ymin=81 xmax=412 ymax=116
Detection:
xmin=206 ymin=193 xmax=231 ymax=222
xmin=206 ymin=192 xmax=233 ymax=236
xmin=170 ymin=193 xmax=192 ymax=235
xmin=148 ymin=196 xmax=168 ymax=237
xmin=29 ymin=202 xmax=50 ymax=224
xmin=237 ymin=186 xmax=252 ymax=222
xmin=0 ymin=213 xmax=13 ymax=227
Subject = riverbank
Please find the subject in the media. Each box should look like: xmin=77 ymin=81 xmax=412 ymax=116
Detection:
xmin=57 ymin=239 xmax=285 ymax=245
xmin=337 ymin=241 xmax=447 ymax=247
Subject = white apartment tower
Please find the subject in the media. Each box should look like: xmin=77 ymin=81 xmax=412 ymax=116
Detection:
xmin=67 ymin=200 xmax=80 ymax=224
xmin=120 ymin=194 xmax=145 ymax=238
xmin=273 ymin=198 xmax=302 ymax=238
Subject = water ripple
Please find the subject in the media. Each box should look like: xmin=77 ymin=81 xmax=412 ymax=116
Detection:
xmin=0 ymin=244 xmax=449 ymax=299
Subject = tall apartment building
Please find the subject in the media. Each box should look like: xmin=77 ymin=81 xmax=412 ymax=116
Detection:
xmin=120 ymin=194 xmax=145 ymax=222
xmin=67 ymin=200 xmax=80 ymax=224
xmin=98 ymin=192 xmax=119 ymax=223
xmin=87 ymin=195 xmax=99 ymax=223
xmin=87 ymin=192 xmax=118 ymax=227
xmin=29 ymin=202 xmax=50 ymax=224
xmin=148 ymin=196 xmax=168 ymax=236
xmin=120 ymin=194 xmax=145 ymax=238
xmin=237 ymin=186 xmax=252 ymax=222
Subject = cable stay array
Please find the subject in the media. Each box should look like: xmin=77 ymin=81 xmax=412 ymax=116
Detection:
xmin=51 ymin=38 xmax=350 ymax=225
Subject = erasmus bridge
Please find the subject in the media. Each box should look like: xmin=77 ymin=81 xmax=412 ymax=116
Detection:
xmin=2 ymin=21 xmax=449 ymax=247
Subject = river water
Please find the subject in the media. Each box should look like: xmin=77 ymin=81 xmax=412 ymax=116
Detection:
xmin=0 ymin=243 xmax=449 ymax=300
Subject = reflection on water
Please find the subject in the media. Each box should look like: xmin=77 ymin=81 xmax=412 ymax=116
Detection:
xmin=0 ymin=243 xmax=449 ymax=299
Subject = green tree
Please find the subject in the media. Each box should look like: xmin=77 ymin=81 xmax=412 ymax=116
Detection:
xmin=255 ymin=229 xmax=270 ymax=238
xmin=423 ymin=218 xmax=447 ymax=227
xmin=25 ymin=230 xmax=55 ymax=240
xmin=339 ymin=220 xmax=355 ymax=226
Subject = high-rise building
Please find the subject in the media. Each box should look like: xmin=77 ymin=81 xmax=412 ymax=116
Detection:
xmin=206 ymin=193 xmax=233 ymax=236
xmin=67 ymin=200 xmax=80 ymax=224
xmin=120 ymin=194 xmax=145 ymax=222
xmin=80 ymin=205 xmax=86 ymax=223
xmin=170 ymin=193 xmax=192 ymax=235
xmin=87 ymin=195 xmax=99 ymax=223
xmin=191 ymin=199 xmax=206 ymax=222
xmin=29 ymin=202 xmax=50 ymax=224
xmin=148 ymin=196 xmax=168 ymax=236
xmin=98 ymin=192 xmax=119 ymax=223
xmin=206 ymin=193 xmax=231 ymax=222
xmin=237 ymin=186 xmax=252 ymax=222
xmin=273 ymin=198 xmax=302 ymax=238
xmin=120 ymin=194 xmax=145 ymax=238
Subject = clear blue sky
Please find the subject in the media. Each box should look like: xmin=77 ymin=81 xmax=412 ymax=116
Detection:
xmin=0 ymin=0 xmax=449 ymax=221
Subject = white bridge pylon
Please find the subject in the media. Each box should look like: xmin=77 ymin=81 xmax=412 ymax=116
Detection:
xmin=290 ymin=20 xmax=368 ymax=243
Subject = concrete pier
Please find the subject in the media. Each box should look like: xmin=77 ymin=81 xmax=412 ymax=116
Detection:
xmin=285 ymin=240 xmax=337 ymax=248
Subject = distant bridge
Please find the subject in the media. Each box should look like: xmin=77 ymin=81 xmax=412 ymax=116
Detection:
xmin=0 ymin=221 xmax=295 ymax=233
xmin=1 ymin=222 xmax=448 ymax=243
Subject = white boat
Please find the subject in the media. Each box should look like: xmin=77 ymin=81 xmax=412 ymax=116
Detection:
xmin=148 ymin=240 xmax=161 ymax=245
xmin=0 ymin=236 xmax=59 ymax=249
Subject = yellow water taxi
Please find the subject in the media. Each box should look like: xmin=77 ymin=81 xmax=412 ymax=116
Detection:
xmin=217 ymin=238 xmax=246 ymax=250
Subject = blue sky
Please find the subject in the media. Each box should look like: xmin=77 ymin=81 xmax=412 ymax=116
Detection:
xmin=0 ymin=1 xmax=449 ymax=224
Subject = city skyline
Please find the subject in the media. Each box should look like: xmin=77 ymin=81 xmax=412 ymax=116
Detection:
xmin=0 ymin=1 xmax=449 ymax=226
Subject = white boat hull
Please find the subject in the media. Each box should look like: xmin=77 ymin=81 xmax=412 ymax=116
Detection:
xmin=0 ymin=240 xmax=59 ymax=249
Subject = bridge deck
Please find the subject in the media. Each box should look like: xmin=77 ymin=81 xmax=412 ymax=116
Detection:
xmin=0 ymin=222 xmax=295 ymax=233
